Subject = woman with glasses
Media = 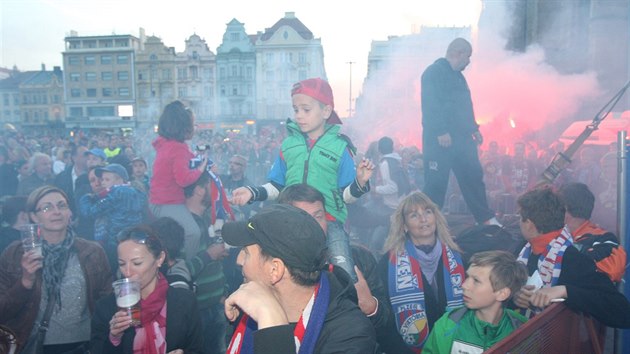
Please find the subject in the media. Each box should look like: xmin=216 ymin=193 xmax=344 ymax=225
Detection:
xmin=377 ymin=192 xmax=466 ymax=353
xmin=0 ymin=185 xmax=112 ymax=353
xmin=149 ymin=100 xmax=207 ymax=262
xmin=90 ymin=225 xmax=203 ymax=354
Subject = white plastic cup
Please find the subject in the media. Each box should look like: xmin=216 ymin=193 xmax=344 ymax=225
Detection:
xmin=112 ymin=278 xmax=141 ymax=326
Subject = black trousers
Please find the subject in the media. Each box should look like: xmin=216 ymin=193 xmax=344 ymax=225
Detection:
xmin=423 ymin=137 xmax=494 ymax=223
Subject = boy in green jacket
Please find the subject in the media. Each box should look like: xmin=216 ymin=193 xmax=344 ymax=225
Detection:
xmin=423 ymin=251 xmax=528 ymax=353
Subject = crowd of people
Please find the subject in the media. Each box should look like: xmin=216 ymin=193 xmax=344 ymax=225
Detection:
xmin=0 ymin=38 xmax=629 ymax=354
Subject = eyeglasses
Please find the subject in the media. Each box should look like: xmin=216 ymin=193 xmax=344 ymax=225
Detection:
xmin=35 ymin=201 xmax=70 ymax=214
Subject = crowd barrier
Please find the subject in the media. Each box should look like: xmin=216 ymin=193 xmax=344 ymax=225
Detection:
xmin=486 ymin=303 xmax=606 ymax=354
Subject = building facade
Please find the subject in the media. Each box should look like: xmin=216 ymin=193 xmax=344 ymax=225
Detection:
xmin=136 ymin=33 xmax=216 ymax=130
xmin=19 ymin=65 xmax=64 ymax=128
xmin=255 ymin=12 xmax=326 ymax=122
xmin=62 ymin=32 xmax=141 ymax=129
xmin=216 ymin=18 xmax=257 ymax=130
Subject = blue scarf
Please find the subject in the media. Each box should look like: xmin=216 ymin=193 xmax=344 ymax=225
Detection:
xmin=388 ymin=239 xmax=465 ymax=353
xmin=227 ymin=274 xmax=330 ymax=354
xmin=517 ymin=227 xmax=573 ymax=288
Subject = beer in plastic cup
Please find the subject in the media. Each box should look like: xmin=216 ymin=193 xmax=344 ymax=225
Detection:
xmin=19 ymin=224 xmax=42 ymax=257
xmin=112 ymin=278 xmax=141 ymax=326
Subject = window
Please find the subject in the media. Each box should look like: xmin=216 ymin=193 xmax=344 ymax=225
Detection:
xmin=101 ymin=55 xmax=112 ymax=64
xmin=219 ymin=68 xmax=226 ymax=79
xmin=70 ymin=73 xmax=80 ymax=82
xmin=102 ymin=71 xmax=113 ymax=81
xmin=52 ymin=95 xmax=60 ymax=103
xmin=220 ymin=85 xmax=226 ymax=96
xmin=190 ymin=66 xmax=198 ymax=79
xmin=178 ymin=87 xmax=187 ymax=97
xmin=102 ymin=88 xmax=113 ymax=97
xmin=177 ymin=67 xmax=187 ymax=80
xmin=299 ymin=53 xmax=306 ymax=64
xmin=266 ymin=53 xmax=274 ymax=63
xmin=232 ymin=85 xmax=238 ymax=96
xmin=117 ymin=71 xmax=129 ymax=81
xmin=247 ymin=67 xmax=253 ymax=78
xmin=117 ymin=55 xmax=128 ymax=64
xmin=85 ymin=72 xmax=97 ymax=81
xmin=118 ymin=87 xmax=130 ymax=96
xmin=68 ymin=56 xmax=80 ymax=65
xmin=3 ymin=94 xmax=9 ymax=105
xmin=70 ymin=107 xmax=83 ymax=117
xmin=84 ymin=56 xmax=95 ymax=65
xmin=162 ymin=69 xmax=171 ymax=80
xmin=70 ymin=89 xmax=81 ymax=97
xmin=87 ymin=106 xmax=115 ymax=116
xmin=86 ymin=88 xmax=97 ymax=97
xmin=115 ymin=39 xmax=129 ymax=47
xmin=230 ymin=33 xmax=239 ymax=41
xmin=203 ymin=68 xmax=212 ymax=80
xmin=231 ymin=65 xmax=237 ymax=77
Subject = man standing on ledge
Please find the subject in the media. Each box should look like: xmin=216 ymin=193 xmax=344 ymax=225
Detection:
xmin=421 ymin=37 xmax=499 ymax=225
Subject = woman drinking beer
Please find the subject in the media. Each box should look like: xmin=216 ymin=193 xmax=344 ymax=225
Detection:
xmin=0 ymin=185 xmax=112 ymax=353
xmin=90 ymin=225 xmax=202 ymax=354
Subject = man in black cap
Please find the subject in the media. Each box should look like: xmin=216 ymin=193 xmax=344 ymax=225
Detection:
xmin=222 ymin=204 xmax=377 ymax=354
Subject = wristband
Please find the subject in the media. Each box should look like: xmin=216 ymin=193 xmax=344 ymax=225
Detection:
xmin=367 ymin=296 xmax=379 ymax=317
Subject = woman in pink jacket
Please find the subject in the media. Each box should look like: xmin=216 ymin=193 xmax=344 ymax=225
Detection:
xmin=149 ymin=100 xmax=207 ymax=260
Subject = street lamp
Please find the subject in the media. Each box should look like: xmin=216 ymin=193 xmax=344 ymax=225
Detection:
xmin=347 ymin=61 xmax=355 ymax=118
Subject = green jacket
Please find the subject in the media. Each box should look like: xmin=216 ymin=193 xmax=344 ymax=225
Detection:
xmin=422 ymin=306 xmax=526 ymax=354
xmin=282 ymin=121 xmax=350 ymax=222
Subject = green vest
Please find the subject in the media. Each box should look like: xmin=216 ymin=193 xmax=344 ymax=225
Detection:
xmin=282 ymin=121 xmax=349 ymax=222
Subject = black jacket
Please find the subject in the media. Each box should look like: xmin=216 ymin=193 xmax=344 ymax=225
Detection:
xmin=253 ymin=268 xmax=378 ymax=354
xmin=526 ymin=245 xmax=630 ymax=328
xmin=90 ymin=286 xmax=203 ymax=354
xmin=421 ymin=58 xmax=478 ymax=141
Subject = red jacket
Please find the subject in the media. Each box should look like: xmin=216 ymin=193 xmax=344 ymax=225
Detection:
xmin=149 ymin=137 xmax=202 ymax=204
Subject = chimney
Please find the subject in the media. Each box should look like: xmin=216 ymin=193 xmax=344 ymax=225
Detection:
xmin=285 ymin=12 xmax=296 ymax=19
xmin=41 ymin=63 xmax=46 ymax=71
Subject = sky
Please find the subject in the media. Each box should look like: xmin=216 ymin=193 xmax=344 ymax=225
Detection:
xmin=0 ymin=0 xmax=482 ymax=119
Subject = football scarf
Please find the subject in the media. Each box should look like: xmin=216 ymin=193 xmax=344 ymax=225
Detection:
xmin=226 ymin=274 xmax=330 ymax=354
xmin=517 ymin=226 xmax=573 ymax=288
xmin=388 ymin=239 xmax=465 ymax=353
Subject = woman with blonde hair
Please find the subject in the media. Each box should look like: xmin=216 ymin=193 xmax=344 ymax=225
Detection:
xmin=378 ymin=192 xmax=465 ymax=354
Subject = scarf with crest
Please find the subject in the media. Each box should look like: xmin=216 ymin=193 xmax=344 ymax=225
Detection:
xmin=387 ymin=239 xmax=465 ymax=353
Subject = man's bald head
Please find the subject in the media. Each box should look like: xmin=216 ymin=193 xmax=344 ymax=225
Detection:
xmin=446 ymin=38 xmax=473 ymax=71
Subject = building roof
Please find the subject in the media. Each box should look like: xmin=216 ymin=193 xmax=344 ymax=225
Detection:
xmin=259 ymin=12 xmax=313 ymax=41
xmin=21 ymin=67 xmax=63 ymax=86
xmin=0 ymin=71 xmax=38 ymax=90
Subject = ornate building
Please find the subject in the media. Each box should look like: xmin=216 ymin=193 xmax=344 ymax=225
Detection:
xmin=255 ymin=12 xmax=326 ymax=122
xmin=216 ymin=18 xmax=256 ymax=128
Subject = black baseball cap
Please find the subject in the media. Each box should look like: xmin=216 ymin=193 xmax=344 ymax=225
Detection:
xmin=222 ymin=204 xmax=327 ymax=272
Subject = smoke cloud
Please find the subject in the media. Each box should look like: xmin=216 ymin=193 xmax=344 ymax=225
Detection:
xmin=346 ymin=1 xmax=603 ymax=154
